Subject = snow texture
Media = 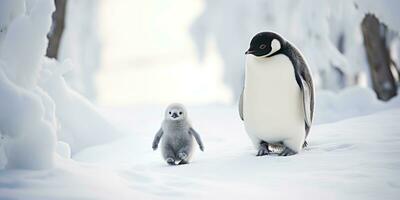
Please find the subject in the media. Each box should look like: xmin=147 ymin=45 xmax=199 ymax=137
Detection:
xmin=56 ymin=141 xmax=71 ymax=159
xmin=0 ymin=0 xmax=119 ymax=169
xmin=39 ymin=58 xmax=120 ymax=154
xmin=0 ymin=66 xmax=56 ymax=169
xmin=0 ymin=0 xmax=57 ymax=170
xmin=2 ymin=98 xmax=400 ymax=199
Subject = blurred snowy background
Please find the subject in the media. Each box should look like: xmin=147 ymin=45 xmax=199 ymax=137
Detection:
xmin=60 ymin=0 xmax=400 ymax=106
xmin=0 ymin=0 xmax=400 ymax=199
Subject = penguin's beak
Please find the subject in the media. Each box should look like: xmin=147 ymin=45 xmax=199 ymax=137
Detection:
xmin=245 ymin=50 xmax=255 ymax=55
xmin=171 ymin=113 xmax=178 ymax=118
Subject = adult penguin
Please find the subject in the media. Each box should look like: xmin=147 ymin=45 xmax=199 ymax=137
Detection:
xmin=239 ymin=31 xmax=315 ymax=156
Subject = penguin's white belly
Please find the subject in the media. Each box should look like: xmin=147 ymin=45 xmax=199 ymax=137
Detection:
xmin=243 ymin=54 xmax=305 ymax=147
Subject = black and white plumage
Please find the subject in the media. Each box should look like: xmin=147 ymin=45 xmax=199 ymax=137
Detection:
xmin=152 ymin=103 xmax=204 ymax=165
xmin=239 ymin=31 xmax=315 ymax=156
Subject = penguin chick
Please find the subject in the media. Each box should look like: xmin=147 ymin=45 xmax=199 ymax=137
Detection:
xmin=152 ymin=103 xmax=204 ymax=165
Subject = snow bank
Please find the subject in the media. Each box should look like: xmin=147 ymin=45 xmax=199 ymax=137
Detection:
xmin=0 ymin=0 xmax=119 ymax=169
xmin=0 ymin=67 xmax=56 ymax=169
xmin=39 ymin=58 xmax=120 ymax=154
xmin=0 ymin=0 xmax=52 ymax=89
xmin=0 ymin=0 xmax=56 ymax=170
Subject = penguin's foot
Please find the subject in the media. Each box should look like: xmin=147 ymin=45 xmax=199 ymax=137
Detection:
xmin=178 ymin=152 xmax=188 ymax=160
xmin=256 ymin=142 xmax=271 ymax=156
xmin=279 ymin=147 xmax=297 ymax=156
xmin=166 ymin=157 xmax=176 ymax=165
xmin=179 ymin=160 xmax=189 ymax=165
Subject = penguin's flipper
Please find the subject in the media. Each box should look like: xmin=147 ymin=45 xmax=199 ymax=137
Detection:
xmin=239 ymin=88 xmax=244 ymax=121
xmin=298 ymin=65 xmax=314 ymax=138
xmin=189 ymin=127 xmax=204 ymax=151
xmin=152 ymin=128 xmax=164 ymax=150
xmin=301 ymin=78 xmax=313 ymax=129
xmin=287 ymin=45 xmax=315 ymax=137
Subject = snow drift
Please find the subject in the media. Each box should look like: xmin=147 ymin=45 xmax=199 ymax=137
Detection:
xmin=39 ymin=58 xmax=119 ymax=154
xmin=0 ymin=0 xmax=119 ymax=169
xmin=0 ymin=66 xmax=56 ymax=169
xmin=0 ymin=0 xmax=56 ymax=170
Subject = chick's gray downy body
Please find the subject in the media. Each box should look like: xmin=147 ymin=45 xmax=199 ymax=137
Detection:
xmin=152 ymin=103 xmax=204 ymax=165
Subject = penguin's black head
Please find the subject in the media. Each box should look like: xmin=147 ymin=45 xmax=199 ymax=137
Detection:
xmin=245 ymin=32 xmax=286 ymax=57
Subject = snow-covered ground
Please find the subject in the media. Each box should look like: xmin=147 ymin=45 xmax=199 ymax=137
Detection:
xmin=1 ymin=103 xmax=399 ymax=200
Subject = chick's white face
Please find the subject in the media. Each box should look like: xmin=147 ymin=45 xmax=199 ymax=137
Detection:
xmin=165 ymin=105 xmax=186 ymax=121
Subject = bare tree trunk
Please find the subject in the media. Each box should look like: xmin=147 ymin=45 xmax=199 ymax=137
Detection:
xmin=361 ymin=14 xmax=397 ymax=101
xmin=46 ymin=0 xmax=67 ymax=59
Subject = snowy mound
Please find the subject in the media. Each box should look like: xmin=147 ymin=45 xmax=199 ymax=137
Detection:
xmin=0 ymin=0 xmax=119 ymax=169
